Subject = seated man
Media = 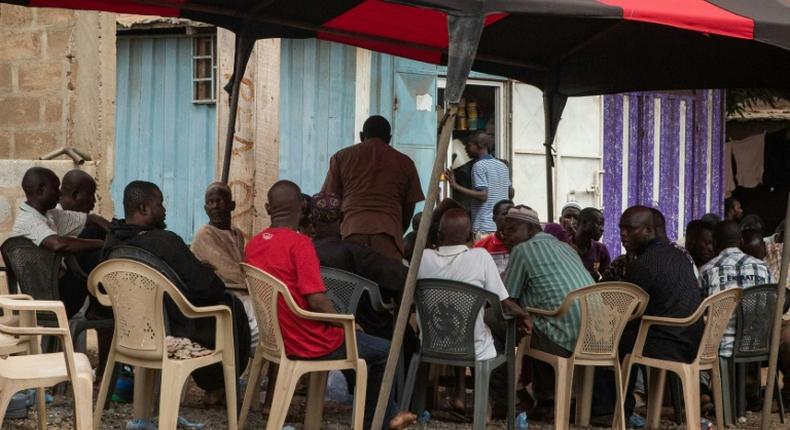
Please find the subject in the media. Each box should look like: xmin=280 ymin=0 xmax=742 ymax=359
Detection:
xmin=418 ymin=208 xmax=530 ymax=415
xmin=102 ymin=181 xmax=251 ymax=401
xmin=572 ymin=207 xmax=610 ymax=281
xmin=701 ymin=221 xmax=773 ymax=357
xmin=685 ymin=219 xmax=715 ymax=268
xmin=58 ymin=169 xmax=114 ymax=374
xmin=741 ymin=228 xmax=768 ymax=260
xmin=595 ymin=206 xmax=704 ymax=422
xmin=245 ymin=180 xmax=415 ymax=430
xmin=191 ymin=182 xmax=258 ymax=349
xmin=473 ymin=199 xmax=514 ymax=274
xmin=9 ymin=167 xmax=110 ymax=315
xmin=502 ymin=206 xmax=592 ymax=419
xmin=311 ymin=192 xmax=408 ymax=339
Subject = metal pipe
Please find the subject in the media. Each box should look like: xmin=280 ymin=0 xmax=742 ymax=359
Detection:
xmin=544 ymin=89 xmax=555 ymax=222
xmin=39 ymin=147 xmax=86 ymax=164
xmin=761 ymin=194 xmax=790 ymax=429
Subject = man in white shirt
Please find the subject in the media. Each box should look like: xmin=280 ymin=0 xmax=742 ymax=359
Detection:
xmin=10 ymin=167 xmax=108 ymax=253
xmin=417 ymin=208 xmax=530 ymax=416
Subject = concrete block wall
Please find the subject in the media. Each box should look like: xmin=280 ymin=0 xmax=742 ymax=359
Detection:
xmin=0 ymin=5 xmax=77 ymax=160
xmin=0 ymin=5 xmax=116 ymax=222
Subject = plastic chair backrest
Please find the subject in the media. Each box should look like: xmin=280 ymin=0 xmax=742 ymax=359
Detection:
xmin=87 ymin=259 xmax=174 ymax=361
xmin=415 ymin=278 xmax=500 ymax=363
xmin=572 ymin=282 xmax=649 ymax=360
xmin=698 ymin=288 xmax=743 ymax=364
xmin=733 ymin=284 xmax=777 ymax=358
xmin=240 ymin=264 xmax=290 ymax=361
xmin=320 ymin=266 xmax=378 ymax=314
xmin=1 ymin=237 xmax=61 ymax=299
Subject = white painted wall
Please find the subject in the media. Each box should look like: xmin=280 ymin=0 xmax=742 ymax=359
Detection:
xmin=510 ymin=82 xmax=603 ymax=223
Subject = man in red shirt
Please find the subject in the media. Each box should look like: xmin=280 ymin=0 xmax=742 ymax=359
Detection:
xmin=245 ymin=180 xmax=415 ymax=430
xmin=473 ymin=199 xmax=513 ymax=273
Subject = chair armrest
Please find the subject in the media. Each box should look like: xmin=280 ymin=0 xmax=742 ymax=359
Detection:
xmin=0 ymin=297 xmax=70 ymax=336
xmin=63 ymin=254 xmax=89 ymax=281
xmin=0 ymin=294 xmax=33 ymax=300
xmin=640 ymin=313 xmax=704 ymax=328
xmin=526 ymin=306 xmax=561 ymax=317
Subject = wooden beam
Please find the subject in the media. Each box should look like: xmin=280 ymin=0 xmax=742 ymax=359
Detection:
xmin=761 ymin=194 xmax=790 ymax=429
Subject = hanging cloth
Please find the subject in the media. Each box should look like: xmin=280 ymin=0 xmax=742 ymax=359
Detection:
xmin=730 ymin=132 xmax=766 ymax=189
xmin=764 ymin=128 xmax=790 ymax=188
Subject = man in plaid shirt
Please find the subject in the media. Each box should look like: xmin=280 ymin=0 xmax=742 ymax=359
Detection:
xmin=700 ymin=221 xmax=774 ymax=357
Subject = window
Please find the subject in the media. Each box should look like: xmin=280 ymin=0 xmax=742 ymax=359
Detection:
xmin=192 ymin=35 xmax=216 ymax=104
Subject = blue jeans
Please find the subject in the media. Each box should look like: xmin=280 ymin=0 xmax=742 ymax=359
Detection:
xmin=316 ymin=332 xmax=398 ymax=430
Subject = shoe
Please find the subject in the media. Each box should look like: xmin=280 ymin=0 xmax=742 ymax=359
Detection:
xmin=629 ymin=413 xmax=646 ymax=428
xmin=177 ymin=416 xmax=206 ymax=429
xmin=126 ymin=419 xmax=156 ymax=430
xmin=4 ymin=392 xmax=29 ymax=419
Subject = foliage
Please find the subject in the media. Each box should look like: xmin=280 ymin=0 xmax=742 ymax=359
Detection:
xmin=726 ymin=88 xmax=790 ymax=117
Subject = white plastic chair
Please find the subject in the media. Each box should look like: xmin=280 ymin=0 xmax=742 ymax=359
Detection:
xmin=238 ymin=263 xmax=367 ymax=430
xmin=88 ymin=258 xmax=237 ymax=430
xmin=0 ymin=296 xmax=93 ymax=429
xmin=515 ymin=282 xmax=649 ymax=430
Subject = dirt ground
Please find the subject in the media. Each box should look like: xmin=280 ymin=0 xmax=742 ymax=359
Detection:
xmin=4 ymin=333 xmax=788 ymax=429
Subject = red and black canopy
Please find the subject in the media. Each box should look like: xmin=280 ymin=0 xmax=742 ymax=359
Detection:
xmin=6 ymin=0 xmax=790 ymax=96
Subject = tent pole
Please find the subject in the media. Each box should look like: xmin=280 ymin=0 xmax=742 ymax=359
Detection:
xmin=544 ymin=89 xmax=555 ymax=222
xmin=761 ymin=194 xmax=790 ymax=429
xmin=370 ymin=106 xmax=457 ymax=428
xmin=371 ymin=12 xmax=484 ymax=428
xmin=220 ymin=30 xmax=255 ymax=184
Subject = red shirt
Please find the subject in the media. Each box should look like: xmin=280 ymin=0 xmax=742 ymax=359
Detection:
xmin=245 ymin=227 xmax=343 ymax=358
xmin=474 ymin=234 xmax=508 ymax=254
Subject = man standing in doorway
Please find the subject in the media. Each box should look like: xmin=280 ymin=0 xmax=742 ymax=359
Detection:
xmin=446 ymin=132 xmax=512 ymax=238
xmin=322 ymin=115 xmax=424 ymax=261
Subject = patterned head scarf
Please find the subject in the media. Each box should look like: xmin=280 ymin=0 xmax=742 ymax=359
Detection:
xmin=311 ymin=192 xmax=342 ymax=224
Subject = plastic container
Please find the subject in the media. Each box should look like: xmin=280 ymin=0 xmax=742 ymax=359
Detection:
xmin=516 ymin=411 xmax=528 ymax=430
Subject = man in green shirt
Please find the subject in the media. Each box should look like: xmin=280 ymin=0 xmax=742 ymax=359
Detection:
xmin=502 ymin=205 xmax=593 ymax=418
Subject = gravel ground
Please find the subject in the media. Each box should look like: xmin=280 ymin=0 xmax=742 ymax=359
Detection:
xmin=4 ymin=383 xmax=788 ymax=430
xmin=4 ymin=335 xmax=788 ymax=429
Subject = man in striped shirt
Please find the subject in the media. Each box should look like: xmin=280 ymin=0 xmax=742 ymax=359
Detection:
xmin=502 ymin=205 xmax=592 ymax=418
xmin=446 ymin=132 xmax=512 ymax=237
xmin=700 ymin=221 xmax=774 ymax=357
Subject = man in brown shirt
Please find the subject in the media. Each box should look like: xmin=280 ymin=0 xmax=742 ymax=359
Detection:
xmin=322 ymin=115 xmax=424 ymax=261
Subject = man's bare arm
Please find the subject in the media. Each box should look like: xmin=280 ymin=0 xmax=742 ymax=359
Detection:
xmin=40 ymin=235 xmax=104 ymax=254
xmin=445 ymin=169 xmax=487 ymax=202
xmin=305 ymin=291 xmax=338 ymax=315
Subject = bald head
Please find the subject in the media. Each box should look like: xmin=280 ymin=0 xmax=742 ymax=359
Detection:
xmin=619 ymin=206 xmax=656 ymax=254
xmin=438 ymin=208 xmax=472 ymax=246
xmin=21 ymin=167 xmax=60 ymax=212
xmin=60 ymin=169 xmax=96 ymax=213
xmin=714 ymin=220 xmax=742 ymax=252
xmin=266 ymin=180 xmax=303 ymax=228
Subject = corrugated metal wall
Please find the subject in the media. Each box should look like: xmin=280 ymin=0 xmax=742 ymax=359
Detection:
xmin=602 ymin=90 xmax=725 ymax=257
xmin=278 ymin=39 xmax=357 ymax=196
xmin=114 ymin=36 xmax=216 ymax=242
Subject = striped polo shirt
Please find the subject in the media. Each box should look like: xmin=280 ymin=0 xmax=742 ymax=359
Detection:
xmin=505 ymin=232 xmax=593 ymax=351
xmin=470 ymin=155 xmax=511 ymax=233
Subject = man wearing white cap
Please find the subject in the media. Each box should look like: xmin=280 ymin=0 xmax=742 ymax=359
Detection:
xmin=559 ymin=201 xmax=582 ymax=239
xmin=502 ymin=205 xmax=592 ymax=421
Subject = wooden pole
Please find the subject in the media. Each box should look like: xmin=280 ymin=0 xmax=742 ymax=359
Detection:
xmin=369 ymin=106 xmax=457 ymax=428
xmin=761 ymin=193 xmax=790 ymax=429
xmin=220 ymin=31 xmax=255 ymax=184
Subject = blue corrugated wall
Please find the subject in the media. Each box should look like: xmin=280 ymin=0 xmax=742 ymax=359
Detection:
xmin=279 ymin=39 xmax=357 ymax=196
xmin=114 ymin=36 xmax=216 ymax=243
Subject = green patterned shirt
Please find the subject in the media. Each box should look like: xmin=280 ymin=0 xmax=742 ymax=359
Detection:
xmin=505 ymin=232 xmax=593 ymax=351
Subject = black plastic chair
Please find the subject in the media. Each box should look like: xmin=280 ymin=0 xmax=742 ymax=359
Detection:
xmin=721 ymin=284 xmax=786 ymax=425
xmin=401 ymin=279 xmax=515 ymax=430
xmin=1 ymin=236 xmax=114 ymax=342
xmin=319 ymin=266 xmax=395 ymax=315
